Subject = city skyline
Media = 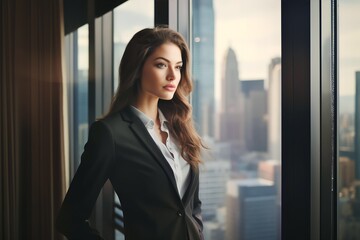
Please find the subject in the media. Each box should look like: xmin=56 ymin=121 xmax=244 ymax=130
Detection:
xmin=198 ymin=35 xmax=281 ymax=239
xmin=338 ymin=71 xmax=360 ymax=239
xmin=213 ymin=0 xmax=280 ymax=99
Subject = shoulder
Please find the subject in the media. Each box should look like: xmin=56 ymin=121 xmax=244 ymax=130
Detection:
xmin=96 ymin=108 xmax=129 ymax=129
xmin=91 ymin=107 xmax=134 ymax=138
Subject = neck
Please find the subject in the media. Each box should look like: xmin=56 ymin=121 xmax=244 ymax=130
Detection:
xmin=133 ymin=96 xmax=159 ymax=121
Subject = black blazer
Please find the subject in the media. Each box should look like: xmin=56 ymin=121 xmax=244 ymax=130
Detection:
xmin=56 ymin=106 xmax=204 ymax=240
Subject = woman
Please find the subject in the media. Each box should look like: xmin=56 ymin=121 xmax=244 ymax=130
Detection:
xmin=56 ymin=26 xmax=205 ymax=240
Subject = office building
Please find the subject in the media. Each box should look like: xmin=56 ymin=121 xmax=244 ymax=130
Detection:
xmin=267 ymin=57 xmax=281 ymax=161
xmin=192 ymin=0 xmax=215 ymax=137
xmin=226 ymin=179 xmax=277 ymax=240
xmin=241 ymin=79 xmax=267 ymax=152
xmin=200 ymin=160 xmax=231 ymax=220
xmin=217 ymin=47 xmax=244 ymax=149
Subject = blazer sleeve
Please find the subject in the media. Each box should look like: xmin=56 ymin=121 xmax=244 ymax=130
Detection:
xmin=56 ymin=121 xmax=115 ymax=240
xmin=192 ymin=174 xmax=204 ymax=238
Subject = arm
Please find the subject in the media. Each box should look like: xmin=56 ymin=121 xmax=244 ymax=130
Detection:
xmin=192 ymin=175 xmax=204 ymax=239
xmin=56 ymin=121 xmax=114 ymax=240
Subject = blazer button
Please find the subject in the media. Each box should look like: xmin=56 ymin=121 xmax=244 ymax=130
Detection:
xmin=177 ymin=211 xmax=183 ymax=217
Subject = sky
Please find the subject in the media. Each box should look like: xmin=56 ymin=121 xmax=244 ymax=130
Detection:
xmin=214 ymin=0 xmax=281 ymax=84
xmin=339 ymin=0 xmax=360 ymax=97
xmin=113 ymin=0 xmax=154 ymax=43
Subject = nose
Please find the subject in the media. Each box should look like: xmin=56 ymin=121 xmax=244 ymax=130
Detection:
xmin=166 ymin=67 xmax=176 ymax=81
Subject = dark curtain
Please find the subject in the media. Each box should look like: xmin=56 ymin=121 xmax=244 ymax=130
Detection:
xmin=1 ymin=0 xmax=66 ymax=239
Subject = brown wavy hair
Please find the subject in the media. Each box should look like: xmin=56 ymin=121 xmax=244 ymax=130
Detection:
xmin=103 ymin=26 xmax=204 ymax=168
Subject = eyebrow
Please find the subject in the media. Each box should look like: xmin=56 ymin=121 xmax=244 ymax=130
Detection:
xmin=153 ymin=57 xmax=183 ymax=64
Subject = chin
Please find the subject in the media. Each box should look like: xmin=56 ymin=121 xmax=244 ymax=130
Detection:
xmin=161 ymin=95 xmax=175 ymax=101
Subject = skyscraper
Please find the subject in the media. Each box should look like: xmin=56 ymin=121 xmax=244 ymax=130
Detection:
xmin=268 ymin=57 xmax=281 ymax=161
xmin=241 ymin=79 xmax=267 ymax=152
xmin=217 ymin=47 xmax=244 ymax=149
xmin=199 ymin=160 xmax=231 ymax=220
xmin=258 ymin=160 xmax=281 ymax=185
xmin=258 ymin=160 xmax=281 ymax=238
xmin=192 ymin=0 xmax=215 ymax=137
xmin=220 ymin=48 xmax=240 ymax=113
xmin=226 ymin=179 xmax=278 ymax=240
xmin=338 ymin=71 xmax=360 ymax=239
xmin=339 ymin=157 xmax=355 ymax=189
xmin=355 ymin=71 xmax=360 ymax=179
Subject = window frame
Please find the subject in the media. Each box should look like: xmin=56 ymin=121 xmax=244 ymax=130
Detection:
xmin=282 ymin=0 xmax=337 ymax=239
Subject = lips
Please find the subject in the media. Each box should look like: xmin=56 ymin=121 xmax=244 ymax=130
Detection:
xmin=163 ymin=84 xmax=176 ymax=91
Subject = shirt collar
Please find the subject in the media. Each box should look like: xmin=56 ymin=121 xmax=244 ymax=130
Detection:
xmin=130 ymin=105 xmax=154 ymax=129
xmin=158 ymin=108 xmax=169 ymax=130
xmin=130 ymin=105 xmax=168 ymax=130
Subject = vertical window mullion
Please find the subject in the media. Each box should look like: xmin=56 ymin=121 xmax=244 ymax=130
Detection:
xmin=155 ymin=0 xmax=169 ymax=26
xmin=320 ymin=0 xmax=337 ymax=239
xmin=282 ymin=0 xmax=312 ymax=239
xmin=88 ymin=0 xmax=96 ymax=124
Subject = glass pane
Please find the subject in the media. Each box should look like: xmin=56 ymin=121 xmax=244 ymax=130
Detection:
xmin=338 ymin=1 xmax=360 ymax=239
xmin=112 ymin=1 xmax=154 ymax=239
xmin=113 ymin=0 xmax=154 ymax=91
xmin=192 ymin=1 xmax=281 ymax=239
xmin=73 ymin=24 xmax=89 ymax=171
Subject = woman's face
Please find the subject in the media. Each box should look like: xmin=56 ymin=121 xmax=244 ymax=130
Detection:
xmin=139 ymin=42 xmax=183 ymax=101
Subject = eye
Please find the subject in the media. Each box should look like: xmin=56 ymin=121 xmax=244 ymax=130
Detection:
xmin=176 ymin=65 xmax=183 ymax=71
xmin=156 ymin=63 xmax=166 ymax=69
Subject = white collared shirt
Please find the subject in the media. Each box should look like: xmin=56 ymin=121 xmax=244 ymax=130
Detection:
xmin=130 ymin=106 xmax=191 ymax=198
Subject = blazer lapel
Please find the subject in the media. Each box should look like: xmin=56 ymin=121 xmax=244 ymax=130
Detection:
xmin=120 ymin=107 xmax=180 ymax=199
xmin=182 ymin=166 xmax=198 ymax=206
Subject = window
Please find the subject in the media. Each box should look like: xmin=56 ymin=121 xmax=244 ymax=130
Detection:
xmin=62 ymin=1 xmax=340 ymax=238
xmin=65 ymin=24 xmax=89 ymax=177
xmin=113 ymin=0 xmax=155 ymax=91
xmin=338 ymin=0 xmax=360 ymax=239
xmin=191 ymin=0 xmax=281 ymax=239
